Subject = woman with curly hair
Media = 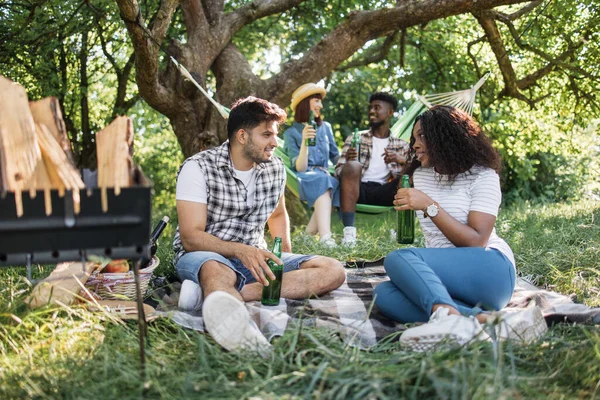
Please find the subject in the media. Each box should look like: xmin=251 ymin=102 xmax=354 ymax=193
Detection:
xmin=284 ymin=83 xmax=340 ymax=247
xmin=374 ymin=106 xmax=546 ymax=351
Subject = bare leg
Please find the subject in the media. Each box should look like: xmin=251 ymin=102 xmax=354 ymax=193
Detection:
xmin=340 ymin=161 xmax=362 ymax=213
xmin=313 ymin=190 xmax=332 ymax=238
xmin=199 ymin=260 xmax=242 ymax=301
xmin=306 ymin=211 xmax=318 ymax=235
xmin=240 ymin=256 xmax=346 ymax=301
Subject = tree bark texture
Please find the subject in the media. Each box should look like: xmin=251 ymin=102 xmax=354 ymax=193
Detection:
xmin=115 ymin=0 xmax=532 ymax=157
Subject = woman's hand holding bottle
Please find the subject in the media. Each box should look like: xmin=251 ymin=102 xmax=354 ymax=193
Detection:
xmin=301 ymin=123 xmax=316 ymax=146
xmin=393 ymin=187 xmax=432 ymax=211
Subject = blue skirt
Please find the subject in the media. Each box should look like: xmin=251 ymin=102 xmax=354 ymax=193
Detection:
xmin=297 ymin=168 xmax=340 ymax=208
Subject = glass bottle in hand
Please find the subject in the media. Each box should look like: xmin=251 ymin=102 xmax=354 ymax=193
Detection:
xmin=306 ymin=111 xmax=317 ymax=146
xmin=261 ymin=237 xmax=284 ymax=306
xmin=396 ymin=175 xmax=415 ymax=244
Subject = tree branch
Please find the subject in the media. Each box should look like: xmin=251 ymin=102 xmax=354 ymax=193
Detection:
xmin=225 ymin=0 xmax=307 ymax=36
xmin=473 ymin=9 xmax=533 ymax=105
xmin=112 ymin=53 xmax=139 ymax=118
xmin=493 ymin=10 xmax=596 ymax=80
xmin=94 ymin=17 xmax=121 ymax=75
xmin=263 ymin=0 xmax=530 ymax=106
xmin=467 ymin=36 xmax=486 ymax=79
xmin=181 ymin=0 xmax=209 ymax=47
xmin=504 ymin=0 xmax=542 ymax=20
xmin=203 ymin=0 xmax=224 ymax=24
xmin=337 ymin=32 xmax=400 ymax=71
xmin=115 ymin=0 xmax=179 ymax=115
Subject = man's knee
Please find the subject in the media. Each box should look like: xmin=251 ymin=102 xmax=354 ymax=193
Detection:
xmin=199 ymin=260 xmax=237 ymax=287
xmin=340 ymin=162 xmax=362 ymax=182
xmin=307 ymin=256 xmax=346 ymax=289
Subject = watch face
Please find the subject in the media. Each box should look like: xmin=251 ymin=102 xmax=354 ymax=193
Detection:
xmin=427 ymin=204 xmax=439 ymax=217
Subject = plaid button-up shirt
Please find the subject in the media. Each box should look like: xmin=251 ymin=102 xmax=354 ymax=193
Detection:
xmin=334 ymin=129 xmax=409 ymax=181
xmin=172 ymin=141 xmax=286 ymax=265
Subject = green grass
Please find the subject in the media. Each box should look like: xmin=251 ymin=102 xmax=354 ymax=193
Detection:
xmin=1 ymin=199 xmax=599 ymax=399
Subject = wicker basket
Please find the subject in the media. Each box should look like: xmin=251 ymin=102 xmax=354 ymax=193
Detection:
xmin=83 ymin=256 xmax=159 ymax=301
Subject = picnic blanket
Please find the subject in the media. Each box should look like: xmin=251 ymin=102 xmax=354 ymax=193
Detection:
xmin=153 ymin=263 xmax=600 ymax=349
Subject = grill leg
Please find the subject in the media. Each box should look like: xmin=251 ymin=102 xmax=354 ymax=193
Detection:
xmin=26 ymin=254 xmax=32 ymax=282
xmin=132 ymin=258 xmax=147 ymax=380
xmin=80 ymin=251 xmax=87 ymax=274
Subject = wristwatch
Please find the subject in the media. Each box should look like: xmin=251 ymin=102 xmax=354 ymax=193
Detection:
xmin=424 ymin=202 xmax=439 ymax=218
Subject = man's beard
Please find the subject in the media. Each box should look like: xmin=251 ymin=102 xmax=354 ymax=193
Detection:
xmin=369 ymin=119 xmax=384 ymax=129
xmin=244 ymin=136 xmax=272 ymax=164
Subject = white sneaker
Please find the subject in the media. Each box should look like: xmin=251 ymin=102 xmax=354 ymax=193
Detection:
xmin=178 ymin=280 xmax=203 ymax=311
xmin=400 ymin=307 xmax=488 ymax=352
xmin=202 ymin=291 xmax=271 ymax=356
xmin=487 ymin=307 xmax=547 ymax=344
xmin=319 ymin=233 xmax=337 ymax=248
xmin=341 ymin=226 xmax=357 ymax=247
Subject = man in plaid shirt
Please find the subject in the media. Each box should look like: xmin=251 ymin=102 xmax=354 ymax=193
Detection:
xmin=335 ymin=92 xmax=409 ymax=246
xmin=173 ymin=96 xmax=345 ymax=355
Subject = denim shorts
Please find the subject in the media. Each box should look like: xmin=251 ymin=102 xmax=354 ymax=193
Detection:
xmin=176 ymin=251 xmax=316 ymax=291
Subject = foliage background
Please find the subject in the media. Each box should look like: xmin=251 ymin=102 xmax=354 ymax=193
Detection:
xmin=1 ymin=0 xmax=598 ymax=205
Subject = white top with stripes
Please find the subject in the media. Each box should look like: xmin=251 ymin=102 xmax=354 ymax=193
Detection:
xmin=413 ymin=165 xmax=515 ymax=267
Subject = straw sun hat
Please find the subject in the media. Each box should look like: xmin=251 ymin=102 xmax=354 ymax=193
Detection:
xmin=290 ymin=83 xmax=327 ymax=112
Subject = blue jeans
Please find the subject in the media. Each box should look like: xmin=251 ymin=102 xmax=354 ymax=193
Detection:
xmin=176 ymin=251 xmax=316 ymax=291
xmin=373 ymin=247 xmax=515 ymax=323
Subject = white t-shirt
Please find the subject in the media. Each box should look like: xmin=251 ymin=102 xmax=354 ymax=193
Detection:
xmin=362 ymin=136 xmax=390 ymax=184
xmin=413 ymin=166 xmax=515 ymax=267
xmin=176 ymin=160 xmax=257 ymax=207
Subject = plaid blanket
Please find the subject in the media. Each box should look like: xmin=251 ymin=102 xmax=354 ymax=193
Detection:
xmin=155 ymin=264 xmax=600 ymax=349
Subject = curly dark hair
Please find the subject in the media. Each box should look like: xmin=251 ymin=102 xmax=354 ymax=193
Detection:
xmin=369 ymin=92 xmax=398 ymax=111
xmin=227 ymin=96 xmax=287 ymax=140
xmin=404 ymin=106 xmax=501 ymax=181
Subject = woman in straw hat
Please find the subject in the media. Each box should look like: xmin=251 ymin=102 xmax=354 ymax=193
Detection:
xmin=283 ymin=83 xmax=340 ymax=247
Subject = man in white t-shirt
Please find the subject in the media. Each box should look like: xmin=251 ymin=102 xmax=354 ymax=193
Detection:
xmin=173 ymin=97 xmax=345 ymax=355
xmin=334 ymin=92 xmax=409 ymax=245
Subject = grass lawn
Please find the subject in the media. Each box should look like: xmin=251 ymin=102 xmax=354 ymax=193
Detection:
xmin=0 ymin=199 xmax=599 ymax=399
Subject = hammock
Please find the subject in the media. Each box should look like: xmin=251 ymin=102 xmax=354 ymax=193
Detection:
xmin=171 ymin=58 xmax=489 ymax=214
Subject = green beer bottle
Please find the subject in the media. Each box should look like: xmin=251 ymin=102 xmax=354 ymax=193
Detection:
xmin=351 ymin=128 xmax=361 ymax=163
xmin=261 ymin=237 xmax=284 ymax=306
xmin=396 ymin=175 xmax=415 ymax=244
xmin=306 ymin=111 xmax=317 ymax=146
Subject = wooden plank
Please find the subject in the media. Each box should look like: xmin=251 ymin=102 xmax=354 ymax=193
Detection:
xmin=29 ymin=97 xmax=75 ymax=165
xmin=36 ymin=123 xmax=84 ymax=191
xmin=26 ymin=261 xmax=98 ymax=309
xmin=21 ymin=123 xmax=85 ymax=215
xmin=0 ymin=76 xmax=41 ymax=200
xmin=96 ymin=116 xmax=134 ymax=194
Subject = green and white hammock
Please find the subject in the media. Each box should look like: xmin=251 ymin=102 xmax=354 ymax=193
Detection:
xmin=171 ymin=57 xmax=489 ymax=214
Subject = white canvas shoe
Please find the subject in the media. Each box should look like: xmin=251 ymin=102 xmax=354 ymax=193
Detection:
xmin=202 ymin=291 xmax=271 ymax=356
xmin=319 ymin=233 xmax=337 ymax=248
xmin=178 ymin=280 xmax=203 ymax=311
xmin=400 ymin=307 xmax=489 ymax=352
xmin=487 ymin=306 xmax=547 ymax=345
xmin=341 ymin=226 xmax=357 ymax=247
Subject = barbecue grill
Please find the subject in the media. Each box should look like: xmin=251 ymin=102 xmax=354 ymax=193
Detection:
xmin=0 ymin=178 xmax=153 ymax=374
xmin=0 ymin=187 xmax=151 ymax=270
